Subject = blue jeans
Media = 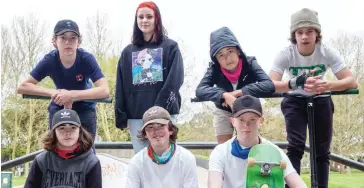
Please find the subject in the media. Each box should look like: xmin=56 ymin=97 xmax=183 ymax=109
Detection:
xmin=49 ymin=106 xmax=97 ymax=153
xmin=128 ymin=115 xmax=177 ymax=154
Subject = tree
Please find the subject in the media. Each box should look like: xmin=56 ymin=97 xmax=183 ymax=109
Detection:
xmin=84 ymin=12 xmax=131 ymax=142
xmin=327 ymin=32 xmax=364 ymax=168
xmin=84 ymin=11 xmax=113 ymax=141
xmin=85 ymin=11 xmax=112 ymax=61
xmin=1 ymin=14 xmax=46 ymax=174
xmin=329 ymin=31 xmax=364 ymax=82
xmin=174 ymin=38 xmax=211 ymax=123
xmin=260 ymin=98 xmax=286 ymax=141
xmin=1 ymin=26 xmax=12 ymax=98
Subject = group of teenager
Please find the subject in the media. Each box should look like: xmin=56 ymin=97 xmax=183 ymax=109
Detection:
xmin=17 ymin=1 xmax=357 ymax=188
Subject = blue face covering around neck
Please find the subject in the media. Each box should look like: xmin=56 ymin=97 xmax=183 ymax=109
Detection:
xmin=231 ymin=137 xmax=261 ymax=159
xmin=158 ymin=146 xmax=173 ymax=161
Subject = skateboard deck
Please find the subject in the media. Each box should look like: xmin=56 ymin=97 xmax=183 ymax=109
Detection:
xmin=246 ymin=143 xmax=286 ymax=188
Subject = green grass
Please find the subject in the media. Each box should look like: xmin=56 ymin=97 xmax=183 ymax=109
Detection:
xmin=12 ymin=176 xmax=26 ymax=187
xmin=195 ymin=154 xmax=210 ymax=160
xmin=10 ymin=170 xmax=364 ymax=188
xmin=301 ymin=171 xmax=364 ymax=188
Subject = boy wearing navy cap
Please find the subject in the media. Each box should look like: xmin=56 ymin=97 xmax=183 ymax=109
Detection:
xmin=17 ymin=19 xmax=110 ymax=148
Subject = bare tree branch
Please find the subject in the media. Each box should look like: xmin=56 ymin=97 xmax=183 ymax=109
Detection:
xmin=85 ymin=11 xmax=112 ymax=61
xmin=329 ymin=31 xmax=364 ymax=82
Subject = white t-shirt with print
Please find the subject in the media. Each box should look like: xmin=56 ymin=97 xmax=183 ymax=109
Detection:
xmin=209 ymin=137 xmax=296 ymax=188
xmin=270 ymin=43 xmax=347 ymax=96
xmin=126 ymin=145 xmax=199 ymax=188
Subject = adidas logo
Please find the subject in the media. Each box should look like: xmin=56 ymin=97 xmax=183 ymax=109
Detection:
xmin=148 ymin=109 xmax=158 ymax=117
xmin=61 ymin=111 xmax=71 ymax=119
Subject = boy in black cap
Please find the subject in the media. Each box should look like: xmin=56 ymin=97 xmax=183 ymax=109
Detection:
xmin=208 ymin=95 xmax=307 ymax=188
xmin=17 ymin=19 xmax=110 ymax=146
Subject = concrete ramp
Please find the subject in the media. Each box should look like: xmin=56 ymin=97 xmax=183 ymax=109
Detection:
xmin=97 ymin=153 xmax=129 ymax=188
xmin=97 ymin=153 xmax=208 ymax=188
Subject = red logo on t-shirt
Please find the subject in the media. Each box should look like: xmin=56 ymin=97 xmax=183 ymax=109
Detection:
xmin=76 ymin=74 xmax=83 ymax=81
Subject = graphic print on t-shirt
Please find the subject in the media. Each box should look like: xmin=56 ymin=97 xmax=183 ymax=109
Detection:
xmin=289 ymin=64 xmax=326 ymax=77
xmin=132 ymin=48 xmax=163 ymax=85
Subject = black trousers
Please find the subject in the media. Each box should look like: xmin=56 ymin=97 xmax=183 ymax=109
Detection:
xmin=282 ymin=96 xmax=334 ymax=188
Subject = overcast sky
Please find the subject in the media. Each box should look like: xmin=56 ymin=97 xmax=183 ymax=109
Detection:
xmin=1 ymin=0 xmax=364 ymax=117
xmin=2 ymin=0 xmax=363 ymax=70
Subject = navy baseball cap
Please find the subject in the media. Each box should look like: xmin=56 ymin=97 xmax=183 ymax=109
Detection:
xmin=54 ymin=19 xmax=80 ymax=36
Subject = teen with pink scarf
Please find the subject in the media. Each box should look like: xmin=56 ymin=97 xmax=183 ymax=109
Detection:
xmin=195 ymin=26 xmax=275 ymax=143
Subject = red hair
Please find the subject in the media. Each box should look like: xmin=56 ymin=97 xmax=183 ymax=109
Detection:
xmin=136 ymin=1 xmax=162 ymax=42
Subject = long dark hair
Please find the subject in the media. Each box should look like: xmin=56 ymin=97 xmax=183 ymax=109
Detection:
xmin=43 ymin=126 xmax=93 ymax=152
xmin=132 ymin=1 xmax=167 ymax=46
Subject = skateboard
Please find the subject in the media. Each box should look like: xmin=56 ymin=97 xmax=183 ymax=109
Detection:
xmin=246 ymin=143 xmax=286 ymax=188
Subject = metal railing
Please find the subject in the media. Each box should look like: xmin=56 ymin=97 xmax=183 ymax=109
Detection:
xmin=2 ymin=141 xmax=364 ymax=171
xmin=22 ymin=94 xmax=113 ymax=103
xmin=3 ymin=89 xmax=360 ymax=187
xmin=191 ymin=89 xmax=359 ymax=102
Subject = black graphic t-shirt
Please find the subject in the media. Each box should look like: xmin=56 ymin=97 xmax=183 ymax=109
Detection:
xmin=115 ymin=37 xmax=184 ymax=129
xmin=24 ymin=150 xmax=102 ymax=188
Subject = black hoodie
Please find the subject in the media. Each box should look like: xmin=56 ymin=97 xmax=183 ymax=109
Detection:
xmin=195 ymin=27 xmax=275 ymax=112
xmin=115 ymin=37 xmax=184 ymax=129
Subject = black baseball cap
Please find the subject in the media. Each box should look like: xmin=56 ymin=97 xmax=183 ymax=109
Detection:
xmin=54 ymin=19 xmax=80 ymax=36
xmin=51 ymin=109 xmax=81 ymax=130
xmin=232 ymin=95 xmax=263 ymax=117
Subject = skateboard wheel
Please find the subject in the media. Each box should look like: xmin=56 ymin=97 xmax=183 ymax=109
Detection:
xmin=261 ymin=184 xmax=269 ymax=188
xmin=247 ymin=158 xmax=256 ymax=167
xmin=280 ymin=160 xmax=286 ymax=169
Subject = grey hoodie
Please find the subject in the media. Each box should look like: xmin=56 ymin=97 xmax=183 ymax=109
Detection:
xmin=24 ymin=150 xmax=102 ymax=188
xmin=210 ymin=26 xmax=243 ymax=60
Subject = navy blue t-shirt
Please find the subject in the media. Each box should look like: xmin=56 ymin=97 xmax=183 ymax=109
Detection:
xmin=30 ymin=48 xmax=104 ymax=111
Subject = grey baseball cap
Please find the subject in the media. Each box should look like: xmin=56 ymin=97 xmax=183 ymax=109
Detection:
xmin=51 ymin=109 xmax=81 ymax=130
xmin=141 ymin=106 xmax=171 ymax=131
